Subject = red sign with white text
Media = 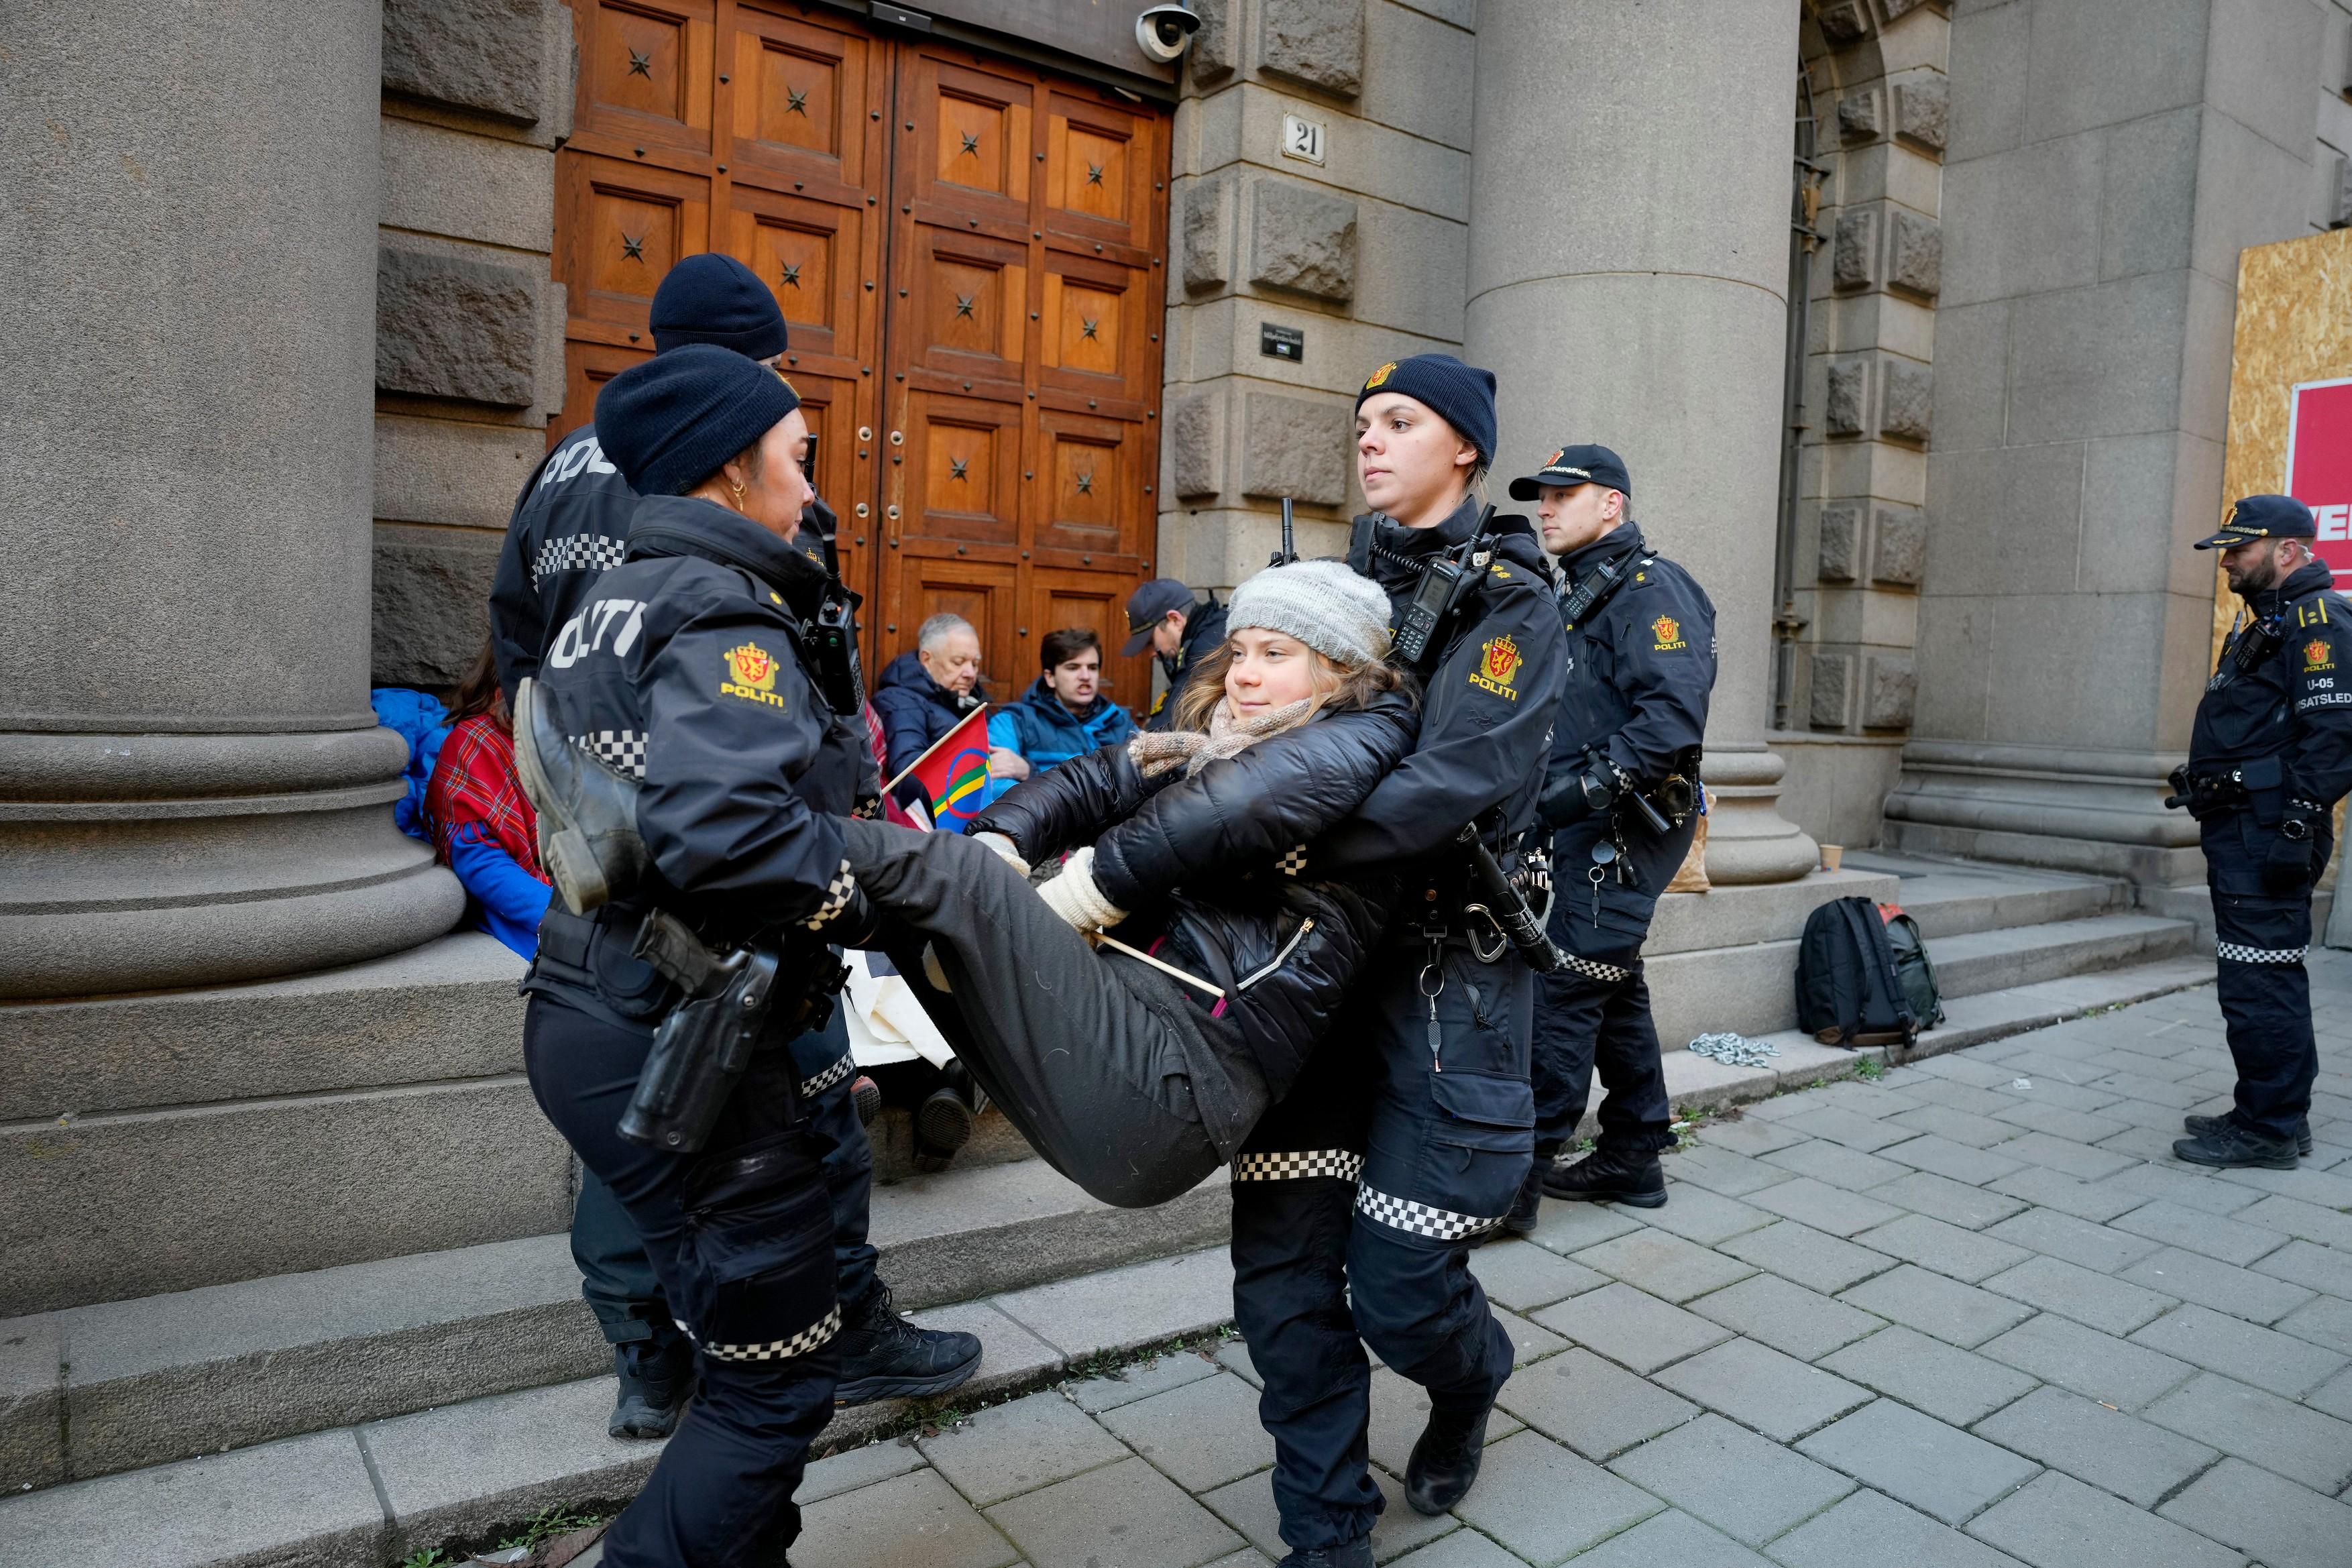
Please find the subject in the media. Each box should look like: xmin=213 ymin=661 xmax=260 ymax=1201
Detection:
xmin=2289 ymin=376 xmax=2352 ymax=571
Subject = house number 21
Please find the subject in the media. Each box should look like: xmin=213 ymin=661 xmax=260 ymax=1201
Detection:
xmin=1280 ymin=113 xmax=1327 ymax=166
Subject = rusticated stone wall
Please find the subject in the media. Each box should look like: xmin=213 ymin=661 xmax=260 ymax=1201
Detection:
xmin=371 ymin=0 xmax=575 ymax=691
xmin=1157 ymin=0 xmax=1473 ymax=604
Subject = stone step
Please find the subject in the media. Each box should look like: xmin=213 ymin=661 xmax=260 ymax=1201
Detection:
xmin=0 ymin=1246 xmax=1243 ymax=1568
xmin=0 ymin=1158 xmax=1229 ymax=1491
xmin=1844 ymin=848 xmax=2131 ymax=938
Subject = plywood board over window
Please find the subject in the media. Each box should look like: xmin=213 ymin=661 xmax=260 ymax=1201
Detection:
xmin=555 ymin=0 xmax=1170 ymax=714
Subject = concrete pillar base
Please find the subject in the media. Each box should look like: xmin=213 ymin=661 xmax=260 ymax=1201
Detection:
xmin=1701 ymin=748 xmax=1824 ymax=886
xmin=0 ymin=731 xmax=464 ymax=1000
xmin=1881 ymin=740 xmax=2204 ymax=889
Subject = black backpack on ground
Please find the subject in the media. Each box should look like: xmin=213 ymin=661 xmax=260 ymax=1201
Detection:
xmin=1796 ymin=897 xmax=1920 ymax=1048
xmin=1881 ymin=906 xmax=1945 ymax=1033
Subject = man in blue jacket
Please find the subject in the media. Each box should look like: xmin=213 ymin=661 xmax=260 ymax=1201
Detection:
xmin=986 ymin=627 xmax=1138 ymax=779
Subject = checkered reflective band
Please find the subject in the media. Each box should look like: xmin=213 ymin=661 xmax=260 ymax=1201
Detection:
xmin=1231 ymin=1149 xmax=1364 ymax=1183
xmin=530 ymin=533 xmax=626 ymax=590
xmin=800 ymin=1052 xmax=855 ymax=1100
xmin=1563 ymin=953 xmax=1634 ymax=985
xmin=1355 ymin=1184 xmax=1504 ymax=1242
xmin=2215 ymin=942 xmax=2308 ymax=965
xmin=676 ymin=1302 xmax=842 ymax=1363
xmin=803 ymin=859 xmax=857 ymax=931
xmin=575 ymin=728 xmax=649 ymax=779
xmin=1274 ymin=844 xmax=1310 ymax=877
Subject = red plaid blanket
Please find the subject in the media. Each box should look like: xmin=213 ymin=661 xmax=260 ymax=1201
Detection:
xmin=424 ymin=714 xmax=546 ymax=881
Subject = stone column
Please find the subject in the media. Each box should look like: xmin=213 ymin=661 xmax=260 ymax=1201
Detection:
xmin=1463 ymin=0 xmax=1817 ymax=884
xmin=0 ymin=0 xmax=462 ymax=999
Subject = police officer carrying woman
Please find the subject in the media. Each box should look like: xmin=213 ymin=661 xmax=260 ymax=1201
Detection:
xmin=1229 ymin=355 xmax=1565 ymax=1567
xmin=516 ymin=344 xmax=878 ymax=1566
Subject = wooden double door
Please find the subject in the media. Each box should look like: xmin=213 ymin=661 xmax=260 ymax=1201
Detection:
xmin=555 ymin=0 xmax=1172 ymax=704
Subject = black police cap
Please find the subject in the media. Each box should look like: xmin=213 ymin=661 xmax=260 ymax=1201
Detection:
xmin=1508 ymin=443 xmax=1632 ymax=503
xmin=2193 ymin=494 xmax=2316 ymax=550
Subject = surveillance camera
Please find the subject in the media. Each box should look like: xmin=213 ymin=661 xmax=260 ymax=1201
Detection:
xmin=1136 ymin=4 xmax=1201 ymax=64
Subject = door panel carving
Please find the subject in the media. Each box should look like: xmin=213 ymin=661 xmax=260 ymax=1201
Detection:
xmin=561 ymin=7 xmax=1168 ymax=710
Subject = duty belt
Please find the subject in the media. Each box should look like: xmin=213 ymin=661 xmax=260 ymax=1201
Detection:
xmin=2164 ymin=765 xmax=2251 ymax=817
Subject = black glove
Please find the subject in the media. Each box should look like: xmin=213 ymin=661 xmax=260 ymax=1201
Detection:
xmin=2264 ymin=819 xmax=2318 ymax=894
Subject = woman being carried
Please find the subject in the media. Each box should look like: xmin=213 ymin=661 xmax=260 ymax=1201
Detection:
xmin=838 ymin=558 xmax=1417 ymax=1207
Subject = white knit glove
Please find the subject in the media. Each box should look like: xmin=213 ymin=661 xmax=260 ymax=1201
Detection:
xmin=972 ymin=831 xmax=1031 ymax=878
xmin=1035 ymin=846 xmax=1128 ymax=932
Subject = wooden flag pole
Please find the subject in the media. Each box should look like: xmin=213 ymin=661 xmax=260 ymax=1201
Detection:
xmin=1087 ymin=930 xmax=1226 ymax=1000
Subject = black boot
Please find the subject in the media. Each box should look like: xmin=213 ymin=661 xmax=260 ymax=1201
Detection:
xmin=1497 ymin=1160 xmax=1545 ymax=1238
xmin=1274 ymin=1540 xmax=1374 ymax=1568
xmin=2173 ymin=1120 xmax=2298 ymax=1170
xmin=2184 ymin=1111 xmax=2310 ymax=1155
xmin=851 ymin=1073 xmax=883 ymax=1129
xmin=608 ymin=1337 xmax=693 ymax=1439
xmin=512 ymin=677 xmax=649 ymax=912
xmin=914 ymin=1062 xmax=978 ymax=1170
xmin=1541 ymin=1145 xmax=1667 ymax=1207
xmin=1404 ymin=1392 xmax=1495 ymax=1515
xmin=833 ymin=1284 xmax=984 ymax=1404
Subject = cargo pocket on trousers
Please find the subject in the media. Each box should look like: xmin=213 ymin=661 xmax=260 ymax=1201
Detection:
xmin=679 ymin=1130 xmax=839 ymax=1359
xmin=1424 ymin=1070 xmax=1536 ymax=1223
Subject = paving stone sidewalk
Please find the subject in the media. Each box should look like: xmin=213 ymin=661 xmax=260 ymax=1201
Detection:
xmin=787 ymin=955 xmax=2352 ymax=1568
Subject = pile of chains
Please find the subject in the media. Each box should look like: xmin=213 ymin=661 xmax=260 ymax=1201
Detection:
xmin=1687 ymin=1031 xmax=1781 ymax=1068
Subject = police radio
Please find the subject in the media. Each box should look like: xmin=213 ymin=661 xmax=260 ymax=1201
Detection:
xmin=808 ymin=584 xmax=865 ymax=717
xmin=1392 ymin=504 xmax=1496 ymax=670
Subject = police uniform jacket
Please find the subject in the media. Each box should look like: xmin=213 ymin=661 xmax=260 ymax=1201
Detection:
xmin=525 ymin=492 xmax=870 ymax=1027
xmin=1543 ymin=522 xmax=1716 ymax=806
xmin=490 ymin=423 xmax=636 ymax=703
xmin=1312 ymin=494 xmax=1568 ymax=891
xmin=1144 ymin=595 xmax=1231 ymax=732
xmin=2191 ymin=559 xmax=2352 ymax=818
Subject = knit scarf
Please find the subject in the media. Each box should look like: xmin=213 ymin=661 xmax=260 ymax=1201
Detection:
xmin=1127 ymin=697 xmax=1313 ymax=779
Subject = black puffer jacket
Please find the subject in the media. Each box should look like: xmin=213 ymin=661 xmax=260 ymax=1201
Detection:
xmin=971 ymin=692 xmax=1418 ymax=1101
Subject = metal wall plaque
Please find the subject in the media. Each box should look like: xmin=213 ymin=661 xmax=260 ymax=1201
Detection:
xmin=1261 ymin=323 xmax=1304 ymax=363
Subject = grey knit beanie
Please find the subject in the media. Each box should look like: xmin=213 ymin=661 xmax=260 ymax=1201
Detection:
xmin=1226 ymin=559 xmax=1394 ymax=668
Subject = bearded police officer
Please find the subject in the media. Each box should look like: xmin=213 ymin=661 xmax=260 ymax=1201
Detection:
xmin=489 ymin=256 xmax=978 ymax=1445
xmin=1511 ymin=445 xmax=1715 ymax=1222
xmin=2169 ymin=495 xmax=2352 ymax=1170
xmin=1227 ymin=354 xmax=1567 ymax=1565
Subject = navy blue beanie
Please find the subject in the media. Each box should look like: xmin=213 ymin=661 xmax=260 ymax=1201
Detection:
xmin=650 ymin=254 xmax=789 ymax=360
xmin=594 ymin=343 xmax=802 ymax=497
xmin=1355 ymin=353 xmax=1498 ymax=468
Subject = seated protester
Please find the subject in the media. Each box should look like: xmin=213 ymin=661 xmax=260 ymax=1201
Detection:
xmin=985 ymin=626 xmax=1137 ymax=783
xmin=835 ymin=559 xmax=1418 ymax=1209
xmin=423 ymin=636 xmax=553 ymax=958
xmin=873 ymin=612 xmax=998 ymax=817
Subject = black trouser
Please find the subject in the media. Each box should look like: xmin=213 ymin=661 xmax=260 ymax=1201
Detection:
xmin=839 ymin=815 xmax=1257 ymax=1207
xmin=526 ymin=994 xmax=838 ymax=1568
xmin=1529 ymin=811 xmax=1697 ymax=1158
xmin=2202 ymin=811 xmax=2329 ymax=1141
xmin=573 ymin=1010 xmax=879 ymax=1356
xmin=1231 ymin=941 xmax=1530 ymax=1553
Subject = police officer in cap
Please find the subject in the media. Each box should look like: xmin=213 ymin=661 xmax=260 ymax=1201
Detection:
xmin=1125 ymin=577 xmax=1230 ymax=731
xmin=1512 ymin=445 xmax=1715 ymax=1221
xmin=1227 ymin=353 xmax=1565 ymax=1565
xmin=2170 ymin=494 xmax=2352 ymax=1169
xmin=490 ymin=255 xmax=979 ymax=1445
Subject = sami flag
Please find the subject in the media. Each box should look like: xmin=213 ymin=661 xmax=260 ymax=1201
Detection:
xmin=888 ymin=705 xmax=993 ymax=832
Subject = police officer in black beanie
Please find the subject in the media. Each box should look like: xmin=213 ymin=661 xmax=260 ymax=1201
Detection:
xmin=2171 ymin=495 xmax=2352 ymax=1169
xmin=515 ymin=344 xmax=878 ymax=1567
xmin=486 ymin=255 xmax=978 ymax=1443
xmin=1227 ymin=352 xmax=1565 ymax=1565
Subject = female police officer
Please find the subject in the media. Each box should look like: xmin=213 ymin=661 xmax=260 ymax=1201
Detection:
xmin=1227 ymin=355 xmax=1565 ymax=1567
xmin=516 ymin=344 xmax=875 ymax=1567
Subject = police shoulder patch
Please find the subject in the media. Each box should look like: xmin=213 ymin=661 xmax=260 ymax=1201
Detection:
xmin=1468 ymin=634 xmax=1522 ymax=700
xmin=1651 ymin=614 xmax=1688 ymax=652
xmin=721 ymin=640 xmax=790 ymax=709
